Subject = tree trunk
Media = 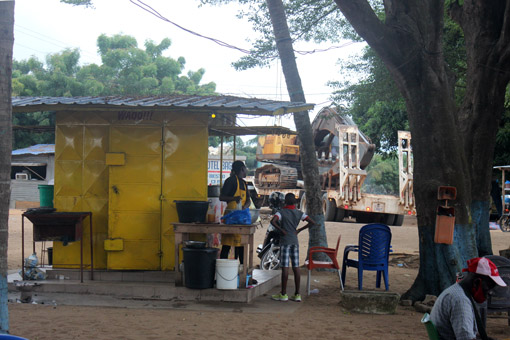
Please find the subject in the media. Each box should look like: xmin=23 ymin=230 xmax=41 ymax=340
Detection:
xmin=334 ymin=0 xmax=510 ymax=300
xmin=265 ymin=0 xmax=328 ymax=250
xmin=0 ymin=0 xmax=14 ymax=334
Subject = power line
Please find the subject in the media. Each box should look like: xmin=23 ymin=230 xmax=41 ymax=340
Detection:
xmin=129 ymin=0 xmax=253 ymax=54
xmin=129 ymin=0 xmax=356 ymax=57
xmin=14 ymin=42 xmax=53 ymax=57
xmin=15 ymin=24 xmax=98 ymax=61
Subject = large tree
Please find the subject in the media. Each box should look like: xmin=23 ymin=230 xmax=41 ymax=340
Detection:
xmin=201 ymin=0 xmax=510 ymax=299
xmin=333 ymin=0 xmax=510 ymax=299
xmin=0 ymin=0 xmax=14 ymax=334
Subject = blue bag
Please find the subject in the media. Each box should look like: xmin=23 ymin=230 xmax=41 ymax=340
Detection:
xmin=222 ymin=208 xmax=251 ymax=225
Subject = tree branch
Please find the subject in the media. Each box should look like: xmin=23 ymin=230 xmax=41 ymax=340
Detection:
xmin=496 ymin=0 xmax=510 ymax=71
xmin=293 ymin=6 xmax=338 ymax=41
xmin=333 ymin=0 xmax=399 ymax=61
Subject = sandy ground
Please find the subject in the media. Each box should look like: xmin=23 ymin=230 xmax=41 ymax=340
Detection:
xmin=5 ymin=210 xmax=510 ymax=340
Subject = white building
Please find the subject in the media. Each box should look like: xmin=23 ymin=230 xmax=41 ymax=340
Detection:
xmin=10 ymin=144 xmax=55 ymax=209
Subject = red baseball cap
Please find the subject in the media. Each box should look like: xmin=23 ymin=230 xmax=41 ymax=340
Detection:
xmin=462 ymin=257 xmax=507 ymax=287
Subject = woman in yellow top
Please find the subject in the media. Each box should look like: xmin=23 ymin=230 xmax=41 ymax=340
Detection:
xmin=219 ymin=160 xmax=251 ymax=264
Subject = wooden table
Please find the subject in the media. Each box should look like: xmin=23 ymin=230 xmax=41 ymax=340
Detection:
xmin=173 ymin=223 xmax=257 ymax=288
xmin=22 ymin=211 xmax=93 ymax=283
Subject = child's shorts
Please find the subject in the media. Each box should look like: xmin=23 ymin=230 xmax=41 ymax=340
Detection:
xmin=280 ymin=244 xmax=299 ymax=268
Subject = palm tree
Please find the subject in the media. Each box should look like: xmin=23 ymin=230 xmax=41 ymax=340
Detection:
xmin=266 ymin=0 xmax=328 ymax=250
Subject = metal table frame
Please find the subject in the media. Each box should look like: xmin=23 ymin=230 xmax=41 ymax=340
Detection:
xmin=22 ymin=211 xmax=93 ymax=283
xmin=173 ymin=223 xmax=256 ymax=288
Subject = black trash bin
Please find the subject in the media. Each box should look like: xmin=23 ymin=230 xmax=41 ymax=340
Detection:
xmin=183 ymin=247 xmax=219 ymax=289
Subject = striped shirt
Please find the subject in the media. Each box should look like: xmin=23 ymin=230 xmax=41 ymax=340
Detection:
xmin=430 ymin=283 xmax=477 ymax=340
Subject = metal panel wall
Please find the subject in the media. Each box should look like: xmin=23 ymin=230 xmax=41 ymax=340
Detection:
xmin=160 ymin=113 xmax=208 ymax=270
xmin=53 ymin=110 xmax=208 ymax=271
xmin=54 ymin=111 xmax=111 ymax=270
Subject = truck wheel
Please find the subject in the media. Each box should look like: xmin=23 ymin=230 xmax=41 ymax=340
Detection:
xmin=335 ymin=207 xmax=345 ymax=222
xmin=384 ymin=214 xmax=396 ymax=225
xmin=322 ymin=194 xmax=336 ymax=221
xmin=394 ymin=214 xmax=404 ymax=226
xmin=356 ymin=212 xmax=372 ymax=224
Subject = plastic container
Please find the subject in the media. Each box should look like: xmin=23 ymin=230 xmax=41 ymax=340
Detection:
xmin=434 ymin=206 xmax=455 ymax=244
xmin=207 ymin=197 xmax=221 ymax=223
xmin=185 ymin=241 xmax=206 ymax=249
xmin=38 ymin=184 xmax=54 ymax=208
xmin=175 ymin=200 xmax=209 ymax=223
xmin=207 ymin=185 xmax=220 ymax=197
xmin=216 ymin=259 xmax=239 ymax=290
xmin=182 ymin=247 xmax=218 ymax=289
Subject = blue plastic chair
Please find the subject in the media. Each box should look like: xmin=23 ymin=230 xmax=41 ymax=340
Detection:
xmin=341 ymin=223 xmax=392 ymax=290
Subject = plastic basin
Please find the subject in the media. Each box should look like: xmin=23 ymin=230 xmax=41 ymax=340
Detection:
xmin=175 ymin=200 xmax=209 ymax=223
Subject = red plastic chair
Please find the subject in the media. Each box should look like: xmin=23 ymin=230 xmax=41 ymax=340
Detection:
xmin=305 ymin=235 xmax=344 ymax=295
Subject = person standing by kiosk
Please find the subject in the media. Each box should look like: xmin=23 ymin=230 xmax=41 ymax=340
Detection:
xmin=219 ymin=160 xmax=251 ymax=265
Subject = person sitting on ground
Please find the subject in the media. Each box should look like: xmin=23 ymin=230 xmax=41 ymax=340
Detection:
xmin=270 ymin=193 xmax=315 ymax=302
xmin=430 ymin=257 xmax=507 ymax=340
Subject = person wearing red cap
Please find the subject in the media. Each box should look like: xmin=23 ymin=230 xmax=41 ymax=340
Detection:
xmin=430 ymin=257 xmax=507 ymax=340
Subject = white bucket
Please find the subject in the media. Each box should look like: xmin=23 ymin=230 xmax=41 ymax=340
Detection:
xmin=216 ymin=259 xmax=239 ymax=290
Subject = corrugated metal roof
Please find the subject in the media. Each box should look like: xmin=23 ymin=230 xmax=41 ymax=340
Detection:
xmin=209 ymin=126 xmax=296 ymax=136
xmin=12 ymin=144 xmax=55 ymax=155
xmin=12 ymin=95 xmax=314 ymax=115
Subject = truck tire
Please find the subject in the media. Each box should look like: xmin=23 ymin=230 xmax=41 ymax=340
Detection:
xmin=322 ymin=194 xmax=336 ymax=221
xmin=394 ymin=214 xmax=404 ymax=226
xmin=384 ymin=214 xmax=396 ymax=225
xmin=356 ymin=211 xmax=372 ymax=224
xmin=335 ymin=207 xmax=345 ymax=222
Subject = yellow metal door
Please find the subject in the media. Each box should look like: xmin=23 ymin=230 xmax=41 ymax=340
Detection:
xmin=106 ymin=126 xmax=162 ymax=270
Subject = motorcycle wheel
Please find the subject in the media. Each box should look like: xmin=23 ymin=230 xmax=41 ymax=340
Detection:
xmin=260 ymin=246 xmax=281 ymax=270
xmin=500 ymin=216 xmax=510 ymax=232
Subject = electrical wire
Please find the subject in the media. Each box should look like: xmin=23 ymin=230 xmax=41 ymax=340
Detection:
xmin=129 ymin=0 xmax=357 ymax=57
xmin=15 ymin=24 xmax=98 ymax=61
xmin=129 ymin=0 xmax=252 ymax=54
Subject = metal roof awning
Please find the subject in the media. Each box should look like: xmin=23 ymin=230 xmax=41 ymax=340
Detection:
xmin=12 ymin=95 xmax=314 ymax=116
xmin=12 ymin=144 xmax=55 ymax=155
xmin=209 ymin=125 xmax=296 ymax=136
xmin=12 ymin=162 xmax=47 ymax=166
xmin=11 ymin=125 xmax=297 ymax=137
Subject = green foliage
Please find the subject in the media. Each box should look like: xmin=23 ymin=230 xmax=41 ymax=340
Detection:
xmin=330 ymin=46 xmax=408 ymax=153
xmin=60 ymin=0 xmax=93 ymax=8
xmin=12 ymin=34 xmax=217 ymax=149
xmin=363 ymin=153 xmax=399 ymax=195
xmin=207 ymin=136 xmax=258 ymax=171
xmin=201 ymin=0 xmax=356 ymax=70
xmin=13 ymin=112 xmax=55 ymax=149
xmin=331 ymin=15 xmax=467 ymax=153
xmin=494 ymin=98 xmax=510 ymax=166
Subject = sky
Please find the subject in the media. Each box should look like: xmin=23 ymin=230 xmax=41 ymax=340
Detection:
xmin=13 ymin=0 xmax=365 ymax=131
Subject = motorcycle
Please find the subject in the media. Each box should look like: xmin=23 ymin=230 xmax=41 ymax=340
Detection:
xmin=498 ymin=198 xmax=510 ymax=232
xmin=257 ymin=192 xmax=285 ymax=270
